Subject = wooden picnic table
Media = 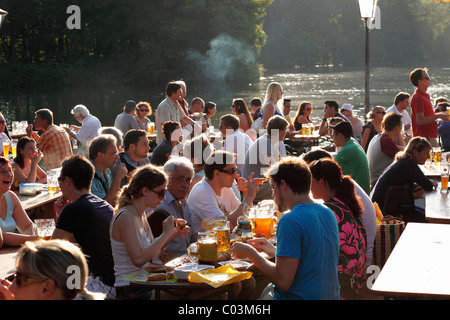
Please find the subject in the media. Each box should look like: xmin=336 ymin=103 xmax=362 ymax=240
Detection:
xmin=286 ymin=133 xmax=320 ymax=142
xmin=424 ymin=188 xmax=450 ymax=224
xmin=0 ymin=246 xmax=19 ymax=280
xmin=371 ymin=223 xmax=450 ymax=299
xmin=419 ymin=163 xmax=441 ymax=178
xmin=17 ymin=190 xmax=61 ymax=212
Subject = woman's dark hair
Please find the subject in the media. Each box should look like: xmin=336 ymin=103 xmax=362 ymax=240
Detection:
xmin=293 ymin=101 xmax=312 ymax=124
xmin=162 ymin=121 xmax=180 ymax=142
xmin=14 ymin=137 xmax=36 ymax=169
xmin=204 ymin=102 xmax=216 ymax=115
xmin=233 ymin=98 xmax=253 ymax=126
xmin=309 ymin=158 xmax=363 ymax=218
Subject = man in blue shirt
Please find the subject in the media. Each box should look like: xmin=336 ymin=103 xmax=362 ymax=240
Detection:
xmin=89 ymin=134 xmax=128 ymax=206
xmin=231 ymin=156 xmax=340 ymax=300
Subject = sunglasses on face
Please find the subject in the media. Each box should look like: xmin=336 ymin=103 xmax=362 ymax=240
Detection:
xmin=13 ymin=272 xmax=46 ymax=287
xmin=218 ymin=167 xmax=238 ymax=175
xmin=139 ymin=109 xmax=149 ymax=112
xmin=150 ymin=188 xmax=167 ymax=199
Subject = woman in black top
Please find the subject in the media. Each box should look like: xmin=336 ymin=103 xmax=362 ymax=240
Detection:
xmin=370 ymin=137 xmax=437 ymax=222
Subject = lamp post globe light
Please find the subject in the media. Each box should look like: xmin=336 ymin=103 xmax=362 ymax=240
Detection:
xmin=358 ymin=0 xmax=378 ymax=123
xmin=0 ymin=9 xmax=7 ymax=29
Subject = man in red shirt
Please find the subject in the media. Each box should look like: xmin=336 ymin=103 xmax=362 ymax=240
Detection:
xmin=409 ymin=68 xmax=448 ymax=147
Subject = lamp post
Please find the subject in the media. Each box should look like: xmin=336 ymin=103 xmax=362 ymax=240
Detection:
xmin=358 ymin=0 xmax=377 ymax=123
xmin=0 ymin=9 xmax=7 ymax=29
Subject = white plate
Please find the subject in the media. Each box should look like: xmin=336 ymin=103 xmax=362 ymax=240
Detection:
xmin=218 ymin=260 xmax=253 ymax=269
xmin=174 ymin=263 xmax=214 ymax=280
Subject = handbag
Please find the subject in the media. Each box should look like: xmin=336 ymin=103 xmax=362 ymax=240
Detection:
xmin=372 ymin=216 xmax=405 ymax=269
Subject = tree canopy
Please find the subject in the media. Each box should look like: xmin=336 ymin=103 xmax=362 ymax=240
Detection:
xmin=0 ymin=0 xmax=448 ymax=88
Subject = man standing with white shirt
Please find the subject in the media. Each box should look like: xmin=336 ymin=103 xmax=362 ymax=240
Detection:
xmin=386 ymin=92 xmax=412 ymax=131
xmin=155 ymin=81 xmax=195 ymax=144
xmin=65 ymin=104 xmax=101 ymax=154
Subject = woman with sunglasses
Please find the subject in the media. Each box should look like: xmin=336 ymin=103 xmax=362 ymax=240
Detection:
xmin=293 ymin=101 xmax=316 ymax=131
xmin=361 ymin=106 xmax=386 ymax=152
xmin=135 ymin=101 xmax=153 ymax=131
xmin=309 ymin=158 xmax=366 ymax=300
xmin=0 ymin=156 xmax=38 ymax=248
xmin=370 ymin=137 xmax=436 ymax=223
xmin=0 ymin=239 xmax=104 ymax=300
xmin=110 ymin=164 xmax=188 ymax=299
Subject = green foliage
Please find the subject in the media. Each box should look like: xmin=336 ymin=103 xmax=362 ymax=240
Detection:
xmin=260 ymin=0 xmax=450 ymax=71
xmin=0 ymin=0 xmax=273 ymax=88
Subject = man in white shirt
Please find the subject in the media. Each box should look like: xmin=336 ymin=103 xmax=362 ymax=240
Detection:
xmin=219 ymin=114 xmax=253 ymax=176
xmin=155 ymin=81 xmax=195 ymax=144
xmin=386 ymin=92 xmax=412 ymax=131
xmin=65 ymin=105 xmax=101 ymax=154
xmin=187 ymin=150 xmax=258 ymax=235
xmin=242 ymin=115 xmax=288 ymax=202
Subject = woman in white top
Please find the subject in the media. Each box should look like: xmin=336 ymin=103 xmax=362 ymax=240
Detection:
xmin=11 ymin=137 xmax=47 ymax=189
xmin=110 ymin=164 xmax=189 ymax=299
xmin=0 ymin=156 xmax=38 ymax=248
xmin=261 ymin=82 xmax=285 ymax=129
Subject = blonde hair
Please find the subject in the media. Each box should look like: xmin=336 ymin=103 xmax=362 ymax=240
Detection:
xmin=395 ymin=136 xmax=431 ymax=162
xmin=262 ymin=82 xmax=284 ymax=115
xmin=16 ymin=239 xmax=103 ymax=300
xmin=367 ymin=106 xmax=385 ymax=120
xmin=115 ymin=164 xmax=168 ymax=211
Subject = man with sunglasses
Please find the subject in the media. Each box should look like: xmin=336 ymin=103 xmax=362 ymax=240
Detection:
xmin=187 ymin=150 xmax=259 ymax=235
xmin=52 ymin=155 xmax=116 ymax=299
xmin=409 ymin=68 xmax=449 ymax=147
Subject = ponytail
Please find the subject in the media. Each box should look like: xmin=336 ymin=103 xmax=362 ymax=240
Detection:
xmin=115 ymin=186 xmax=133 ymax=212
xmin=335 ymin=176 xmax=364 ymax=219
xmin=310 ymin=159 xmax=363 ymax=219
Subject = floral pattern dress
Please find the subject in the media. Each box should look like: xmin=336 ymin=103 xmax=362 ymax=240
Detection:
xmin=325 ymin=197 xmax=367 ymax=294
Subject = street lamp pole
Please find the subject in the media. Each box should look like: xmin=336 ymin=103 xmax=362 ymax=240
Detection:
xmin=364 ymin=17 xmax=370 ymax=123
xmin=358 ymin=0 xmax=377 ymax=123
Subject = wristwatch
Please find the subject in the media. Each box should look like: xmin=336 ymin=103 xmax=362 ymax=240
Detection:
xmin=242 ymin=200 xmax=250 ymax=208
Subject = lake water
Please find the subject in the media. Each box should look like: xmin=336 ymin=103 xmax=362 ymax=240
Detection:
xmin=1 ymin=67 xmax=449 ymax=129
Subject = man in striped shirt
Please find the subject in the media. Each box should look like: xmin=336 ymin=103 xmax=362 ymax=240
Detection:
xmin=26 ymin=108 xmax=72 ymax=170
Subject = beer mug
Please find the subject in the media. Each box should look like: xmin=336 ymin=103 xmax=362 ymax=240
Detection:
xmin=196 ymin=231 xmax=218 ymax=266
xmin=441 ymin=163 xmax=449 ymax=193
xmin=212 ymin=219 xmax=230 ymax=253
xmin=433 ymin=147 xmax=442 ymax=164
xmin=33 ymin=219 xmax=55 ymax=240
xmin=254 ymin=207 xmax=277 ymax=239
xmin=47 ymin=168 xmax=61 ymax=193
